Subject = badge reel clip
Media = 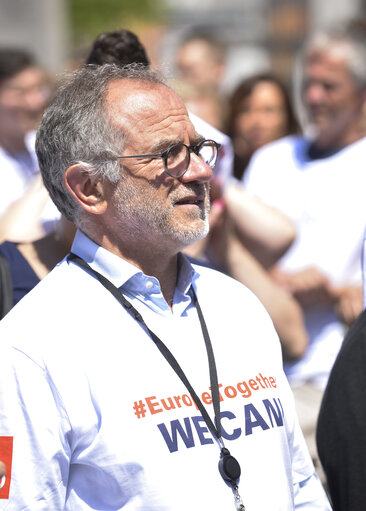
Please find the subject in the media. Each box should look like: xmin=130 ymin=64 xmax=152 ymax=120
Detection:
xmin=219 ymin=447 xmax=245 ymax=510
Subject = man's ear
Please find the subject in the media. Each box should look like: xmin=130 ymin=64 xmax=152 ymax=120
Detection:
xmin=64 ymin=164 xmax=107 ymax=215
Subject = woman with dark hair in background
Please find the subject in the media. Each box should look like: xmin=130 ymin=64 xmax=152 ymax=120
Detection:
xmin=226 ymin=73 xmax=300 ymax=180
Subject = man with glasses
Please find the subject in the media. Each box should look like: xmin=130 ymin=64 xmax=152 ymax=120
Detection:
xmin=0 ymin=64 xmax=330 ymax=509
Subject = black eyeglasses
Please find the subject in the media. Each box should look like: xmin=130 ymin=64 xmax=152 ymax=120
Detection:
xmin=117 ymin=139 xmax=220 ymax=178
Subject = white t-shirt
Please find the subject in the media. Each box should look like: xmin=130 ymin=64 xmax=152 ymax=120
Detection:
xmin=0 ymin=231 xmax=330 ymax=510
xmin=243 ymin=135 xmax=366 ymax=388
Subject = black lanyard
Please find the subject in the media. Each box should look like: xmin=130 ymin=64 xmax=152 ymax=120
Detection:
xmin=68 ymin=253 xmax=244 ymax=509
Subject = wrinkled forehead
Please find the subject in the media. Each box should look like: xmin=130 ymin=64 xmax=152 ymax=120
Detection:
xmin=105 ymin=79 xmax=194 ymax=137
xmin=302 ymin=46 xmax=356 ymax=91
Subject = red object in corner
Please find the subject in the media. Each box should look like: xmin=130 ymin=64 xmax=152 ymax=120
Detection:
xmin=0 ymin=436 xmax=13 ymax=499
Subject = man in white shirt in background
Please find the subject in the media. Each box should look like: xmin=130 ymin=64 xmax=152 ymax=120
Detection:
xmin=242 ymin=19 xmax=366 ymax=476
xmin=0 ymin=63 xmax=330 ymax=510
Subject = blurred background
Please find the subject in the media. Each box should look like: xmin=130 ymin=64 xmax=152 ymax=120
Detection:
xmin=0 ymin=0 xmax=364 ymax=94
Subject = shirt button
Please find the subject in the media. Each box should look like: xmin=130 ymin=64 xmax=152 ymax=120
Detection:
xmin=145 ymin=280 xmax=154 ymax=289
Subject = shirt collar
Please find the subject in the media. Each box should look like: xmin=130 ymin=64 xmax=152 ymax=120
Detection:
xmin=70 ymin=229 xmax=199 ymax=315
xmin=71 ymin=229 xmax=140 ymax=288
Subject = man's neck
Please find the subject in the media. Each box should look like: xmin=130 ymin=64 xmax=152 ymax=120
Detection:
xmin=309 ymin=130 xmax=364 ymax=161
xmin=307 ymin=142 xmax=341 ymax=161
xmin=311 ymin=112 xmax=366 ymax=156
xmin=140 ymin=256 xmax=179 ymax=307
xmin=87 ymin=225 xmax=180 ymax=307
xmin=119 ymin=250 xmax=179 ymax=309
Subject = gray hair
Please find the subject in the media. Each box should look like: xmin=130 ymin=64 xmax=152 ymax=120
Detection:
xmin=36 ymin=63 xmax=164 ymax=222
xmin=303 ymin=20 xmax=366 ymax=91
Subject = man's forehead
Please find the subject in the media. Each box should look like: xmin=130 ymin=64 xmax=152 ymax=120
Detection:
xmin=305 ymin=48 xmax=350 ymax=75
xmin=105 ymin=79 xmax=192 ymax=134
xmin=106 ymin=79 xmax=182 ymax=111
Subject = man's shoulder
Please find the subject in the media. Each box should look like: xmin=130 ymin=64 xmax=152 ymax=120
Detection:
xmin=192 ymin=261 xmax=239 ymax=286
xmin=0 ymin=262 xmax=67 ymax=361
xmin=341 ymin=135 xmax=366 ymax=159
xmin=0 ymin=258 xmax=113 ymax=360
xmin=0 ymin=259 xmax=81 ymax=330
xmin=192 ymin=262 xmax=269 ymax=310
xmin=191 ymin=264 xmax=282 ymax=355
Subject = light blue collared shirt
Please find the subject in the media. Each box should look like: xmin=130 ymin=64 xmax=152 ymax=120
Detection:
xmin=70 ymin=229 xmax=198 ymax=318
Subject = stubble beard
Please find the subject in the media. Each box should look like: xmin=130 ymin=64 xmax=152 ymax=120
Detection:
xmin=111 ymin=176 xmax=210 ymax=247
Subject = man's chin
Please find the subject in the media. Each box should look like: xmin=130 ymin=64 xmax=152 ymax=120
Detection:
xmin=172 ymin=219 xmax=209 ymax=246
xmin=308 ymin=112 xmax=332 ymax=131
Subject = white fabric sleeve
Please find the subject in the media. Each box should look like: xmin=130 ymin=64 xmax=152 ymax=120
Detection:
xmin=274 ymin=369 xmax=332 ymax=510
xmin=0 ymin=345 xmax=71 ymax=509
xmin=293 ymin=472 xmax=332 ymax=510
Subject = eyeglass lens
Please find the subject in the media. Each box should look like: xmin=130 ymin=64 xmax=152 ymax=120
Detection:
xmin=166 ymin=141 xmax=218 ymax=178
xmin=198 ymin=141 xmax=218 ymax=167
xmin=166 ymin=144 xmax=188 ymax=178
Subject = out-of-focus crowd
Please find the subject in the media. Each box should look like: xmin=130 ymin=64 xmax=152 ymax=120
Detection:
xmin=1 ymin=18 xmax=366 ymax=510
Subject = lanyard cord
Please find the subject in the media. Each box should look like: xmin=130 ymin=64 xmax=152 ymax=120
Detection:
xmin=193 ymin=291 xmax=222 ymax=440
xmin=68 ymin=252 xmax=221 ymax=440
xmin=67 ymin=253 xmax=243 ymax=501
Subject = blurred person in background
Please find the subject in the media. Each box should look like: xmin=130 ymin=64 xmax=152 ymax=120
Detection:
xmin=242 ymin=19 xmax=366 ymax=479
xmin=174 ymin=31 xmax=228 ymax=138
xmin=170 ymin=79 xmax=225 ymax=131
xmin=0 ymin=49 xmax=59 ymax=240
xmin=175 ymin=31 xmax=226 ymax=95
xmin=226 ymin=73 xmax=300 ymax=180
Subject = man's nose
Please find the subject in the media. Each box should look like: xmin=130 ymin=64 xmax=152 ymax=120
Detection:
xmin=304 ymin=82 xmax=325 ymax=105
xmin=180 ymin=152 xmax=213 ymax=183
